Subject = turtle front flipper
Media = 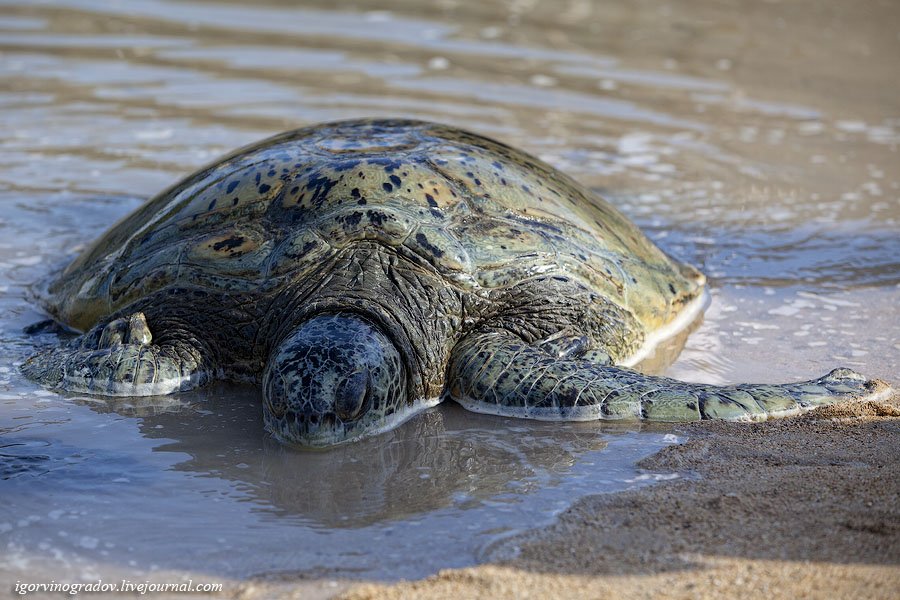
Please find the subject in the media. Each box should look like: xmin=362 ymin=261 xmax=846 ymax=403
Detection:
xmin=22 ymin=312 xmax=211 ymax=396
xmin=446 ymin=329 xmax=892 ymax=422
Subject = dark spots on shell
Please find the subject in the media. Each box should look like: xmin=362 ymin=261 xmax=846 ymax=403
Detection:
xmin=492 ymin=160 xmax=504 ymax=170
xmin=367 ymin=210 xmax=391 ymax=226
xmin=464 ymin=171 xmax=482 ymax=185
xmin=415 ymin=232 xmax=444 ymax=258
xmin=382 ymin=182 xmax=393 ymax=192
xmin=333 ymin=159 xmax=361 ymax=172
xmin=631 ymin=277 xmax=638 ymax=283
xmin=425 ymin=193 xmax=437 ymax=207
xmin=553 ymin=276 xmax=569 ymax=282
xmin=522 ymin=184 xmax=532 ymax=195
xmin=668 ymin=283 xmax=677 ymax=295
xmin=232 ymin=197 xmax=239 ymax=206
xmin=303 ymin=172 xmax=340 ymax=207
xmin=686 ymin=402 xmax=697 ymax=411
xmin=417 ymin=182 xmax=424 ymax=189
xmin=368 ymin=157 xmax=402 ymax=172
xmin=351 ymin=187 xmax=361 ymax=198
xmin=291 ymin=186 xmax=300 ymax=195
xmin=343 ymin=211 xmax=363 ymax=227
xmin=430 ymin=208 xmax=443 ymax=218
xmin=207 ymin=199 xmax=217 ymax=211
xmin=500 ymin=177 xmax=508 ymax=185
xmin=255 ymin=172 xmax=261 ymax=185
xmin=357 ymin=198 xmax=367 ymax=205
xmin=212 ymin=236 xmax=245 ymax=253
xmin=226 ymin=181 xmax=239 ymax=194
xmin=259 ymin=183 xmax=271 ymax=193
xmin=389 ymin=174 xmax=402 ymax=187
xmin=267 ymin=169 xmax=276 ymax=177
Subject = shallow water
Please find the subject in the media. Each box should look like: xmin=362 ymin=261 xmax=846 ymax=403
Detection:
xmin=1 ymin=0 xmax=898 ymax=589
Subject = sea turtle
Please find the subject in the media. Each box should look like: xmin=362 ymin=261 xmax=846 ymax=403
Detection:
xmin=22 ymin=119 xmax=890 ymax=446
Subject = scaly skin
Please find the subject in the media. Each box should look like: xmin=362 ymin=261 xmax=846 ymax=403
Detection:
xmin=447 ymin=329 xmax=889 ymax=422
xmin=22 ymin=312 xmax=208 ymax=396
xmin=262 ymin=315 xmax=416 ymax=446
xmin=20 ymin=119 xmax=893 ymax=446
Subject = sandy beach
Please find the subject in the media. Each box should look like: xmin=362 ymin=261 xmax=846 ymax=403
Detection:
xmin=339 ymin=393 xmax=900 ymax=600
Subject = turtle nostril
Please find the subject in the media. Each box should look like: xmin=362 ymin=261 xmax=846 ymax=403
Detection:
xmin=267 ymin=397 xmax=287 ymax=419
xmin=335 ymin=371 xmax=370 ymax=421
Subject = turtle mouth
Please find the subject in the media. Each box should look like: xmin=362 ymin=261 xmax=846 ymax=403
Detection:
xmin=266 ymin=409 xmax=362 ymax=448
xmin=263 ymin=389 xmax=382 ymax=448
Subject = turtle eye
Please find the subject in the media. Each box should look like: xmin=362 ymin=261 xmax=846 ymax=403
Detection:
xmin=334 ymin=371 xmax=370 ymax=421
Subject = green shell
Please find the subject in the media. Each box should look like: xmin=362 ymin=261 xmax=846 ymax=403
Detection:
xmin=47 ymin=119 xmax=703 ymax=334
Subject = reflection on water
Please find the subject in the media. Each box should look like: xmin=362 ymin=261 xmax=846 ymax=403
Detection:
xmin=0 ymin=0 xmax=897 ymax=587
xmin=1 ymin=386 xmax=677 ymax=580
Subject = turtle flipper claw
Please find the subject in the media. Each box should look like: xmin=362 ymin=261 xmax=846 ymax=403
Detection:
xmin=94 ymin=312 xmax=152 ymax=348
xmin=795 ymin=368 xmax=891 ymax=407
xmin=22 ymin=314 xmax=207 ymax=397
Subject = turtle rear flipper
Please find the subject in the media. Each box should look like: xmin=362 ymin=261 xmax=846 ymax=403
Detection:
xmin=21 ymin=312 xmax=211 ymax=396
xmin=446 ymin=329 xmax=891 ymax=421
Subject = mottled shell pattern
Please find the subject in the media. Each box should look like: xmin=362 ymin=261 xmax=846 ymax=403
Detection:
xmin=47 ymin=119 xmax=702 ymax=334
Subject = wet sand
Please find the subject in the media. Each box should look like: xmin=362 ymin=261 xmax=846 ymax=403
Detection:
xmin=340 ymin=394 xmax=900 ymax=600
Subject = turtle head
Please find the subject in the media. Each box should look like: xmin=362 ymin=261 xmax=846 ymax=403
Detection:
xmin=262 ymin=314 xmax=409 ymax=447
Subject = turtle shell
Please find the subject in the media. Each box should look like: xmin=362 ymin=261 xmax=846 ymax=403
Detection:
xmin=47 ymin=119 xmax=703 ymax=333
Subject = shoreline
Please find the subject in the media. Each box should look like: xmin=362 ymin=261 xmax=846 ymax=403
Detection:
xmin=336 ymin=393 xmax=900 ymax=600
